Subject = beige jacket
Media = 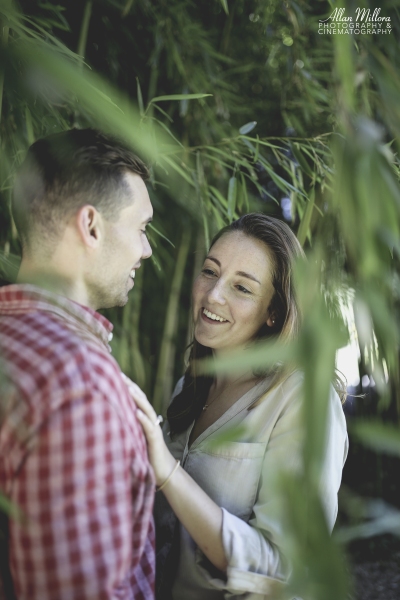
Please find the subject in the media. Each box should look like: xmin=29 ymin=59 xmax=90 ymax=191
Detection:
xmin=155 ymin=371 xmax=348 ymax=600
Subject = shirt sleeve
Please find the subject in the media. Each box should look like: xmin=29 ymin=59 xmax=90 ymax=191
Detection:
xmin=8 ymin=392 xmax=146 ymax=600
xmin=204 ymin=375 xmax=348 ymax=597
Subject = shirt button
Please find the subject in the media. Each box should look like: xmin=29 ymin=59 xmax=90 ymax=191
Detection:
xmin=108 ymin=332 xmax=113 ymax=342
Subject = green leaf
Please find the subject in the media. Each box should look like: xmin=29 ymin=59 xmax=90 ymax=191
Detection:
xmin=204 ymin=424 xmax=247 ymax=451
xmin=148 ymin=223 xmax=175 ymax=248
xmin=220 ymin=0 xmax=229 ymax=15
xmin=209 ymin=186 xmax=228 ymax=209
xmin=352 ymin=421 xmax=400 ymax=457
xmin=239 ymin=121 xmax=257 ymax=135
xmin=136 ymin=77 xmax=144 ymax=116
xmin=150 ymin=117 xmax=183 ymax=148
xmin=240 ymin=173 xmax=249 ymax=211
xmin=162 ymin=155 xmax=195 ymax=186
xmin=297 ymin=188 xmax=315 ymax=246
xmin=227 ymin=176 xmax=237 ymax=221
xmin=149 ymin=93 xmax=212 ymax=103
xmin=196 ymin=338 xmax=294 ymax=376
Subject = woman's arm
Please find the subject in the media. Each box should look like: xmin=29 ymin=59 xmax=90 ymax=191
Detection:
xmin=127 ymin=374 xmax=348 ymax=594
xmin=126 ymin=380 xmax=228 ymax=572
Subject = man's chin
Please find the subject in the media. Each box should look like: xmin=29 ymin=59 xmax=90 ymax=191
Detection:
xmin=92 ymin=291 xmax=129 ymax=311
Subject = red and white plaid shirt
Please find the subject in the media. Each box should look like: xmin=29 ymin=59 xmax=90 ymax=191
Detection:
xmin=0 ymin=284 xmax=155 ymax=600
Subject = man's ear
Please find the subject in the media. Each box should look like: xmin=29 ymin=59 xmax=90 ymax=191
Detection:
xmin=76 ymin=205 xmax=102 ymax=249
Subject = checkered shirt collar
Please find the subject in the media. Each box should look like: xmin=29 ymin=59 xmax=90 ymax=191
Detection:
xmin=0 ymin=284 xmax=114 ymax=349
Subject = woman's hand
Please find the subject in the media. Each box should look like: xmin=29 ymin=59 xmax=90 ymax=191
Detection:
xmin=123 ymin=373 xmax=227 ymax=572
xmin=123 ymin=375 xmax=176 ymax=486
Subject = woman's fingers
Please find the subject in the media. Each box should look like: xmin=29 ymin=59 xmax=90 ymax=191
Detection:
xmin=136 ymin=409 xmax=163 ymax=442
xmin=122 ymin=374 xmax=159 ymax=422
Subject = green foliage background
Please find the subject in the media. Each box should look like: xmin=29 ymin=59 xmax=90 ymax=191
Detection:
xmin=1 ymin=0 xmax=400 ymax=598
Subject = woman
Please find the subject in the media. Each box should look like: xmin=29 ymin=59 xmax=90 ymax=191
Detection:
xmin=130 ymin=213 xmax=348 ymax=599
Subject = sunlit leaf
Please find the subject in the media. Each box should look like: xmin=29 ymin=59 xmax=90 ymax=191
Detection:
xmin=239 ymin=121 xmax=257 ymax=135
xmin=136 ymin=77 xmax=145 ymax=116
xmin=297 ymin=188 xmax=315 ymax=246
xmin=220 ymin=0 xmax=229 ymax=16
xmin=149 ymin=93 xmax=212 ymax=103
xmin=227 ymin=176 xmax=237 ymax=221
xmin=351 ymin=420 xmax=400 ymax=457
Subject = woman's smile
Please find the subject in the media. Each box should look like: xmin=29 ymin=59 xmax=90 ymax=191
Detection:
xmin=192 ymin=231 xmax=276 ymax=352
xmin=201 ymin=307 xmax=229 ymax=323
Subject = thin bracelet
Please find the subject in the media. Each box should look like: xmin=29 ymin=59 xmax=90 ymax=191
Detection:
xmin=156 ymin=460 xmax=180 ymax=492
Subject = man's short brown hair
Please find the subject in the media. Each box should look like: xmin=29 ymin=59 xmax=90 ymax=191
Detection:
xmin=13 ymin=128 xmax=150 ymax=252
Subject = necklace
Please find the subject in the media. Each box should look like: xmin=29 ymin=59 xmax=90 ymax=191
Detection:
xmin=202 ymin=374 xmax=253 ymax=411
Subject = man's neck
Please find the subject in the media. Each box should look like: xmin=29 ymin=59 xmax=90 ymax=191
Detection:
xmin=17 ymin=260 xmax=91 ymax=309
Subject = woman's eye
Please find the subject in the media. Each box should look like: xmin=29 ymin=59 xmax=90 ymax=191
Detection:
xmin=202 ymin=268 xmax=216 ymax=276
xmin=237 ymin=284 xmax=251 ymax=294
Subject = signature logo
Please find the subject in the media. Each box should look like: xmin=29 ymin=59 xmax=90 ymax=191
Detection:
xmin=319 ymin=7 xmax=391 ymax=35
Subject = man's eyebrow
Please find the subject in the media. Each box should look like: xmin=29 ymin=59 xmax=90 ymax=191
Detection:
xmin=205 ymin=256 xmax=261 ymax=284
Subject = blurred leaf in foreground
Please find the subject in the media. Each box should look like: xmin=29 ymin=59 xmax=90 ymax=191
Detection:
xmin=351 ymin=420 xmax=400 ymax=457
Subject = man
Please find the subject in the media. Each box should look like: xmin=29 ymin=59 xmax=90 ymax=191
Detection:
xmin=0 ymin=129 xmax=155 ymax=599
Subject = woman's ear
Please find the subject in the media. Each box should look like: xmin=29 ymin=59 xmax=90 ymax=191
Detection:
xmin=266 ymin=312 xmax=276 ymax=328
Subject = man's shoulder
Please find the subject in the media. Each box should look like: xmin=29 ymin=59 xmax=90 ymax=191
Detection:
xmin=0 ymin=305 xmax=123 ymax=410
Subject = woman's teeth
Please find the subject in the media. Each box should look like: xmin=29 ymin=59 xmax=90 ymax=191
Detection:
xmin=130 ymin=270 xmax=136 ymax=279
xmin=203 ymin=308 xmax=227 ymax=322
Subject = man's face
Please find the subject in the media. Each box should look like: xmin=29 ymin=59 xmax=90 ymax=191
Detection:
xmin=89 ymin=172 xmax=153 ymax=309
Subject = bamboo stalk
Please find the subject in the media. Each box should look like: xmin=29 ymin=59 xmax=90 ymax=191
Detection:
xmin=152 ymin=228 xmax=191 ymax=414
xmin=25 ymin=107 xmax=34 ymax=145
xmin=76 ymin=1 xmax=93 ymax=63
xmin=185 ymin=227 xmax=206 ymax=351
xmin=126 ymin=265 xmax=146 ymax=389
xmin=121 ymin=0 xmax=134 ymax=18
xmin=0 ymin=20 xmax=9 ymax=127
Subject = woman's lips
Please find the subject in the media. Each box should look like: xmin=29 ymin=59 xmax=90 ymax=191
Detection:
xmin=201 ymin=307 xmax=228 ymax=324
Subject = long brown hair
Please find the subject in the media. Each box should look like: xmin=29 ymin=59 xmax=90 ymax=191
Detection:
xmin=167 ymin=213 xmax=305 ymax=435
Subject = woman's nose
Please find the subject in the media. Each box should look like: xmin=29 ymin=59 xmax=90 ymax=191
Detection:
xmin=207 ymin=280 xmax=226 ymax=305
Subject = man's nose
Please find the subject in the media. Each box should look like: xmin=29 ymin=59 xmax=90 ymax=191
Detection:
xmin=142 ymin=235 xmax=152 ymax=259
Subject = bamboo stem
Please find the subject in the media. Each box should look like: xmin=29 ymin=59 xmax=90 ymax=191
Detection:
xmin=152 ymin=228 xmax=191 ymax=414
xmin=76 ymin=1 xmax=93 ymax=64
xmin=185 ymin=227 xmax=205 ymax=351
xmin=25 ymin=107 xmax=34 ymax=145
xmin=122 ymin=0 xmax=134 ymax=18
xmin=0 ymin=20 xmax=9 ymax=127
xmin=127 ymin=265 xmax=147 ymax=389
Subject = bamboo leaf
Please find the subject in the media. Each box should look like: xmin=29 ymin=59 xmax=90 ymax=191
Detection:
xmin=351 ymin=421 xmax=400 ymax=457
xmin=152 ymin=102 xmax=174 ymax=122
xmin=297 ymin=188 xmax=315 ymax=246
xmin=136 ymin=77 xmax=144 ymax=116
xmin=239 ymin=121 xmax=257 ymax=135
xmin=162 ymin=155 xmax=195 ymax=186
xmin=148 ymin=223 xmax=175 ymax=248
xmin=209 ymin=185 xmax=228 ymax=208
xmin=240 ymin=173 xmax=249 ymax=211
xmin=149 ymin=93 xmax=212 ymax=103
xmin=150 ymin=117 xmax=183 ymax=148
xmin=220 ymin=0 xmax=229 ymax=15
xmin=227 ymin=176 xmax=237 ymax=221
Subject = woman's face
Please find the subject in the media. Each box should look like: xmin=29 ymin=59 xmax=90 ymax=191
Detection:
xmin=192 ymin=231 xmax=276 ymax=353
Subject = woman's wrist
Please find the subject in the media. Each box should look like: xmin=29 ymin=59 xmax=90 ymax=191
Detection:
xmin=156 ymin=459 xmax=180 ymax=492
xmin=154 ymin=451 xmax=178 ymax=487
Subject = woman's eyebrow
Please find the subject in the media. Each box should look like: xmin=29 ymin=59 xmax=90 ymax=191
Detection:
xmin=205 ymin=256 xmax=261 ymax=285
xmin=205 ymin=255 xmax=220 ymax=266
xmin=236 ymin=271 xmax=261 ymax=284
